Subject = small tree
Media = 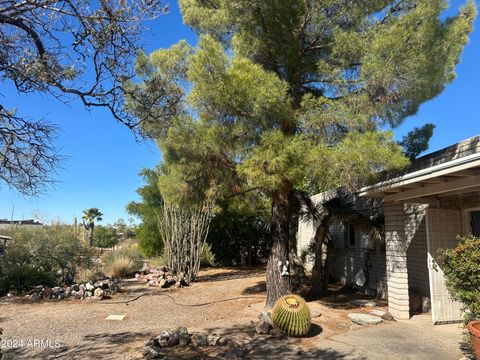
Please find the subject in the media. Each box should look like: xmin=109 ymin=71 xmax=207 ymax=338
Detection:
xmin=82 ymin=208 xmax=103 ymax=246
xmin=443 ymin=236 xmax=480 ymax=323
xmin=157 ymin=201 xmax=214 ymax=283
xmin=126 ymin=168 xmax=164 ymax=256
xmin=93 ymin=225 xmax=119 ymax=249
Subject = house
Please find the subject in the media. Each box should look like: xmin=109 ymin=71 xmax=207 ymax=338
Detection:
xmin=297 ymin=135 xmax=480 ymax=324
xmin=0 ymin=219 xmax=43 ymax=230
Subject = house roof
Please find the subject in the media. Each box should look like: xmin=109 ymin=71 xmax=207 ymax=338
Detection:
xmin=359 ymin=134 xmax=480 ymax=203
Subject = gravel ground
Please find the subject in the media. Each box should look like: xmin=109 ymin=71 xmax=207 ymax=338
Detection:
xmin=0 ymin=268 xmax=464 ymax=359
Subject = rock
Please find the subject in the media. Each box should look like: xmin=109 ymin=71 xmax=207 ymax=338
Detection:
xmin=31 ymin=293 xmax=41 ymax=301
xmin=58 ymin=293 xmax=66 ymax=299
xmin=35 ymin=285 xmax=44 ymax=292
xmin=348 ymin=313 xmax=383 ymax=325
xmin=255 ymin=320 xmax=272 ymax=335
xmin=52 ymin=287 xmax=62 ymax=295
xmin=191 ymin=334 xmax=207 ymax=347
xmin=176 ymin=327 xmax=188 ymax=336
xmin=369 ymin=309 xmax=386 ymax=317
xmin=43 ymin=287 xmax=53 ymax=299
xmin=350 ymin=299 xmax=377 ymax=307
xmin=179 ymin=334 xmax=190 ymax=346
xmin=71 ymin=284 xmax=80 ymax=291
xmin=6 ymin=293 xmax=12 ymax=297
xmin=381 ymin=312 xmax=395 ymax=321
xmin=257 ymin=311 xmax=273 ymax=326
xmin=174 ymin=281 xmax=182 ymax=289
xmin=159 ymin=279 xmax=167 ymax=288
xmin=78 ymin=287 xmax=85 ymax=297
xmin=85 ymin=291 xmax=93 ymax=297
xmin=158 ymin=338 xmax=169 ymax=347
xmin=167 ymin=332 xmax=180 ymax=347
xmin=310 ymin=309 xmax=322 ymax=318
xmin=94 ymin=288 xmax=104 ymax=299
xmin=143 ymin=346 xmax=160 ymax=359
xmin=207 ymin=333 xmax=221 ymax=346
xmin=64 ymin=287 xmax=71 ymax=297
xmin=166 ymin=275 xmax=176 ymax=285
xmin=85 ymin=282 xmax=95 ymax=291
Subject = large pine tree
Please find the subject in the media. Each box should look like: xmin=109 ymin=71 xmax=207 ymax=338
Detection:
xmin=128 ymin=0 xmax=476 ymax=306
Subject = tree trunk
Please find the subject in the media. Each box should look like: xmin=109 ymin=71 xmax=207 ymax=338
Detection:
xmin=311 ymin=216 xmax=332 ymax=296
xmin=266 ymin=188 xmax=294 ymax=307
xmin=89 ymin=224 xmax=94 ymax=247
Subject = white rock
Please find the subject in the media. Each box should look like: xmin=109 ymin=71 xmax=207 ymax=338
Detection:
xmin=348 ymin=313 xmax=383 ymax=325
xmin=85 ymin=282 xmax=95 ymax=291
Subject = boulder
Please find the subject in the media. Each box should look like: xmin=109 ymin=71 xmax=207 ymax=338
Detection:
xmin=31 ymin=293 xmax=41 ymax=301
xmin=85 ymin=282 xmax=95 ymax=291
xmin=94 ymin=288 xmax=104 ymax=299
xmin=178 ymin=334 xmax=190 ymax=346
xmin=176 ymin=327 xmax=188 ymax=336
xmin=381 ymin=312 xmax=395 ymax=321
xmin=348 ymin=313 xmax=383 ymax=325
xmin=167 ymin=332 xmax=180 ymax=347
xmin=52 ymin=287 xmax=62 ymax=295
xmin=43 ymin=287 xmax=53 ymax=299
xmin=255 ymin=320 xmax=272 ymax=335
xmin=207 ymin=333 xmax=221 ymax=346
xmin=191 ymin=334 xmax=207 ymax=347
xmin=257 ymin=311 xmax=273 ymax=326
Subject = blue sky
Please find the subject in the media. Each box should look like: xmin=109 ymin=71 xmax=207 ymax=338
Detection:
xmin=1 ymin=1 xmax=479 ymax=224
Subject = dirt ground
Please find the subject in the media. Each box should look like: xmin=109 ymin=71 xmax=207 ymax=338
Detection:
xmin=0 ymin=268 xmax=457 ymax=359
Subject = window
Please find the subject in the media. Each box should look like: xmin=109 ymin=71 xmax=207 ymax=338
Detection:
xmin=471 ymin=211 xmax=480 ymax=237
xmin=343 ymin=222 xmax=356 ymax=248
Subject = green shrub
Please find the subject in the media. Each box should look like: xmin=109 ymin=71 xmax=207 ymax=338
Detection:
xmin=442 ymin=235 xmax=480 ymax=323
xmin=0 ymin=267 xmax=56 ymax=296
xmin=200 ymin=243 xmax=216 ymax=267
xmin=0 ymin=225 xmax=92 ymax=286
xmin=93 ymin=225 xmax=119 ymax=248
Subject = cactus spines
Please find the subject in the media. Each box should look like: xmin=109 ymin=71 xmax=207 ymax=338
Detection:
xmin=271 ymin=294 xmax=311 ymax=337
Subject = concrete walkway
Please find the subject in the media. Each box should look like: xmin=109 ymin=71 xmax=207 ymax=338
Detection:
xmin=319 ymin=315 xmax=465 ymax=360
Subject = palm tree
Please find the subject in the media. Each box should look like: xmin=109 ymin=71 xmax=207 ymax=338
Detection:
xmin=82 ymin=208 xmax=103 ymax=246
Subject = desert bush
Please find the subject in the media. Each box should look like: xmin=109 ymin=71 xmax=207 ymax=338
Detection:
xmin=442 ymin=235 xmax=480 ymax=323
xmin=102 ymin=242 xmax=142 ymax=278
xmin=0 ymin=226 xmax=92 ymax=289
xmin=200 ymin=243 xmax=216 ymax=267
xmin=0 ymin=267 xmax=56 ymax=295
xmin=93 ymin=225 xmax=119 ymax=248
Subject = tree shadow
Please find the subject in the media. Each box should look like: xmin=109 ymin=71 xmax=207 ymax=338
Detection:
xmin=3 ymin=331 xmax=152 ymax=359
xmin=195 ymin=268 xmax=265 ymax=283
xmin=242 ymin=281 xmax=266 ymax=295
xmin=141 ymin=322 xmax=365 ymax=359
xmin=305 ymin=282 xmax=387 ymax=311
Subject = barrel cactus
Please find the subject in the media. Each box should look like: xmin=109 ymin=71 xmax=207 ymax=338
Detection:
xmin=272 ymin=294 xmax=311 ymax=337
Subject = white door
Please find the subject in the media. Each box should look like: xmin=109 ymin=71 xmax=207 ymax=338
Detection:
xmin=426 ymin=208 xmax=463 ymax=324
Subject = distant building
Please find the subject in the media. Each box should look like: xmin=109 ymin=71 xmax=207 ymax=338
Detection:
xmin=0 ymin=219 xmax=43 ymax=229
